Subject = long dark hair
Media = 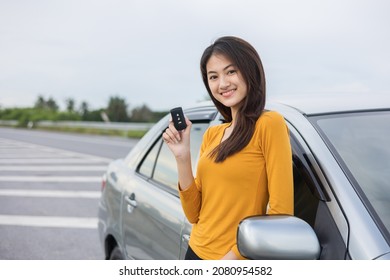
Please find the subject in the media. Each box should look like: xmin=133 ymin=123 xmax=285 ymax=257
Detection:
xmin=200 ymin=36 xmax=266 ymax=162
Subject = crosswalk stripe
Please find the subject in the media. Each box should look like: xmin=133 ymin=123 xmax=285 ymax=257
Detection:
xmin=0 ymin=215 xmax=98 ymax=229
xmin=0 ymin=154 xmax=70 ymax=158
xmin=0 ymin=189 xmax=101 ymax=198
xmin=0 ymin=176 xmax=101 ymax=182
xmin=0 ymin=138 xmax=113 ymax=162
xmin=0 ymin=165 xmax=107 ymax=171
xmin=0 ymin=158 xmax=108 ymax=164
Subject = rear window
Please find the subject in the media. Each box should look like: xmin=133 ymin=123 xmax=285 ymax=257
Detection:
xmin=138 ymin=121 xmax=210 ymax=194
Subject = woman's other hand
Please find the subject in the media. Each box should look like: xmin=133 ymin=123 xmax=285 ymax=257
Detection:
xmin=220 ymin=250 xmax=239 ymax=260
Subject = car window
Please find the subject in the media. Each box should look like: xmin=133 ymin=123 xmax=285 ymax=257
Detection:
xmin=153 ymin=141 xmax=177 ymax=190
xmin=311 ymin=111 xmax=390 ymax=239
xmin=138 ymin=122 xmax=210 ymax=194
xmin=290 ymin=134 xmax=347 ymax=260
xmin=293 ymin=162 xmax=320 ymax=227
xmin=138 ymin=138 xmax=160 ymax=177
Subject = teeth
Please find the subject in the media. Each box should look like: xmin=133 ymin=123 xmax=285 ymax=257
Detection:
xmin=222 ymin=90 xmax=234 ymax=96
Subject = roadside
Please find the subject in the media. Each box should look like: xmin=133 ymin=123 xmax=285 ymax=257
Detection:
xmin=0 ymin=126 xmax=138 ymax=163
xmin=31 ymin=125 xmax=148 ymax=139
xmin=0 ymin=121 xmax=153 ymax=139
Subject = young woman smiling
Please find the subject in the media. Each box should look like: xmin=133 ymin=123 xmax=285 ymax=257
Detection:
xmin=163 ymin=36 xmax=294 ymax=260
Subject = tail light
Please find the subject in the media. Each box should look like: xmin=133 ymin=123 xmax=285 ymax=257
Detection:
xmin=101 ymin=173 xmax=107 ymax=192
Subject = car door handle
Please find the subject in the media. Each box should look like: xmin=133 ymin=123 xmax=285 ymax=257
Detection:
xmin=125 ymin=193 xmax=137 ymax=214
xmin=125 ymin=193 xmax=137 ymax=208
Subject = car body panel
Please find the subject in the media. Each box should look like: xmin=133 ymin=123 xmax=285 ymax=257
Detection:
xmin=98 ymin=161 xmax=125 ymax=259
xmin=121 ymin=172 xmax=185 ymax=259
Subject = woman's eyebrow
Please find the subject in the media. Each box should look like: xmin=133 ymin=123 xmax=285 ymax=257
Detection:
xmin=207 ymin=64 xmax=235 ymax=75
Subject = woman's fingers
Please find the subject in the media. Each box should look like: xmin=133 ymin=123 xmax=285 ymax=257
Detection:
xmin=163 ymin=116 xmax=192 ymax=145
xmin=183 ymin=117 xmax=192 ymax=136
xmin=164 ymin=124 xmax=180 ymax=144
xmin=170 ymin=121 xmax=183 ymax=141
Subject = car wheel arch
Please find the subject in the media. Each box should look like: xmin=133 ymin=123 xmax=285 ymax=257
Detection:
xmin=105 ymin=234 xmax=122 ymax=260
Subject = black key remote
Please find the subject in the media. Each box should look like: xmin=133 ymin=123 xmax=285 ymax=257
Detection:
xmin=170 ymin=107 xmax=187 ymax=131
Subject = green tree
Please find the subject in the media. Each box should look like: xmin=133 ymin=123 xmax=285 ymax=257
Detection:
xmin=46 ymin=97 xmax=59 ymax=111
xmin=34 ymin=95 xmax=59 ymax=111
xmin=34 ymin=95 xmax=46 ymax=109
xmin=130 ymin=104 xmax=153 ymax=122
xmin=79 ymin=101 xmax=89 ymax=120
xmin=106 ymin=96 xmax=129 ymax=122
xmin=65 ymin=98 xmax=76 ymax=113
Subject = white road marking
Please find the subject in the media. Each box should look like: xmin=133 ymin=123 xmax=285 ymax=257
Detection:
xmin=0 ymin=137 xmax=113 ymax=162
xmin=0 ymin=165 xmax=106 ymax=171
xmin=0 ymin=137 xmax=105 ymax=231
xmin=0 ymin=215 xmax=98 ymax=229
xmin=0 ymin=176 xmax=101 ymax=182
xmin=0 ymin=158 xmax=108 ymax=164
xmin=0 ymin=153 xmax=69 ymax=158
xmin=0 ymin=189 xmax=101 ymax=198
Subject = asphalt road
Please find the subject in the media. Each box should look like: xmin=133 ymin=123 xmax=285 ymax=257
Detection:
xmin=0 ymin=127 xmax=138 ymax=259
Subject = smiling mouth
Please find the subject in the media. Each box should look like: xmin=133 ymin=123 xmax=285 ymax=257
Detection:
xmin=221 ymin=89 xmax=235 ymax=97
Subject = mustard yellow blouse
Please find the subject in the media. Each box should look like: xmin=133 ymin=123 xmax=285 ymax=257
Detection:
xmin=179 ymin=111 xmax=294 ymax=260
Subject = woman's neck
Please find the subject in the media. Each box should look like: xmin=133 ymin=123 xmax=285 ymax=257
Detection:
xmin=230 ymin=108 xmax=238 ymax=128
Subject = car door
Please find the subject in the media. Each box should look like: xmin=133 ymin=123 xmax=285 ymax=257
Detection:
xmin=120 ymin=119 xmax=211 ymax=259
xmin=287 ymin=123 xmax=350 ymax=259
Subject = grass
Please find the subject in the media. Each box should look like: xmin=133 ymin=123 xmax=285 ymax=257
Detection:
xmin=1 ymin=124 xmax=147 ymax=139
xmin=38 ymin=126 xmax=148 ymax=138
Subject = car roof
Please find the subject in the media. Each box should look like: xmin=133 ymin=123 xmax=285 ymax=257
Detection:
xmin=185 ymin=92 xmax=390 ymax=117
xmin=268 ymin=92 xmax=390 ymax=115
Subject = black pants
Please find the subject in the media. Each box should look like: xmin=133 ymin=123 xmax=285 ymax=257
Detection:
xmin=185 ymin=246 xmax=203 ymax=260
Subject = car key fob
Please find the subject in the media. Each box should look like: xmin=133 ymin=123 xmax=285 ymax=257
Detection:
xmin=170 ymin=107 xmax=187 ymax=131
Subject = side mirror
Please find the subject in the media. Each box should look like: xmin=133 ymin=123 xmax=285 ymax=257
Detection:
xmin=237 ymin=215 xmax=321 ymax=260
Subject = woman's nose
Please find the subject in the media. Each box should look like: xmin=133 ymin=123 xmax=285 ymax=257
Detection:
xmin=219 ymin=75 xmax=230 ymax=89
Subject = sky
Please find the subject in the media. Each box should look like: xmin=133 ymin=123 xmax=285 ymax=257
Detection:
xmin=0 ymin=0 xmax=389 ymax=112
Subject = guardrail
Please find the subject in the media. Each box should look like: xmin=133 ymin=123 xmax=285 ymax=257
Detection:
xmin=0 ymin=120 xmax=18 ymax=126
xmin=0 ymin=120 xmax=155 ymax=131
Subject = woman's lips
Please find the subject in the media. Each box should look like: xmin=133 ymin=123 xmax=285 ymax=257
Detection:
xmin=221 ymin=89 xmax=235 ymax=97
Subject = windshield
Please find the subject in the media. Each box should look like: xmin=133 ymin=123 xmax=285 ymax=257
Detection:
xmin=312 ymin=111 xmax=390 ymax=237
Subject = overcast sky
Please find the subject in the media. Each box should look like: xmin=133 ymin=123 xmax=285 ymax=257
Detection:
xmin=0 ymin=0 xmax=389 ymax=112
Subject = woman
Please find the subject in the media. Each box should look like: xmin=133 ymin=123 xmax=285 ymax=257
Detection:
xmin=163 ymin=36 xmax=293 ymax=260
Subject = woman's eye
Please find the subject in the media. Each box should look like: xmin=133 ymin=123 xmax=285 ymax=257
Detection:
xmin=227 ymin=69 xmax=237 ymax=75
xmin=209 ymin=75 xmax=217 ymax=80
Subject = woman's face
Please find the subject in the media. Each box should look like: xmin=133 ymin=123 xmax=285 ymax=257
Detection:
xmin=206 ymin=54 xmax=248 ymax=113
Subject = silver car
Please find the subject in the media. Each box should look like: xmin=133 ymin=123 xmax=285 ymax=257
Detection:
xmin=98 ymin=93 xmax=390 ymax=260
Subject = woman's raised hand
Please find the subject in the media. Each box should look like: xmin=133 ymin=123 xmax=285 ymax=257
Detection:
xmin=163 ymin=116 xmax=192 ymax=160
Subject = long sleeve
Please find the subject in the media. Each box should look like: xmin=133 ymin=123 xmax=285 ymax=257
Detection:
xmin=178 ymin=127 xmax=210 ymax=223
xmin=260 ymin=112 xmax=294 ymax=215
xmin=179 ymin=179 xmax=202 ymax=223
